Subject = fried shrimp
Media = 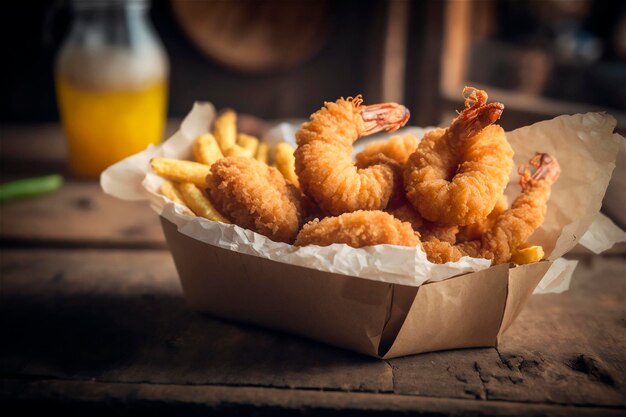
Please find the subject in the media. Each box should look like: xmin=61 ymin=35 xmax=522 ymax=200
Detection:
xmin=459 ymin=153 xmax=560 ymax=264
xmin=387 ymin=200 xmax=458 ymax=243
xmin=294 ymin=210 xmax=420 ymax=248
xmin=295 ymin=96 xmax=410 ymax=216
xmin=206 ymin=156 xmax=304 ymax=243
xmin=404 ymin=87 xmax=514 ymax=226
xmin=421 ymin=240 xmax=465 ymax=264
xmin=355 ymin=134 xmax=418 ymax=168
xmin=422 ymin=153 xmax=560 ymax=265
xmin=351 ymin=137 xmax=455 ymax=243
xmin=456 ymin=195 xmax=508 ymax=242
xmin=354 ymin=136 xmax=456 ymax=243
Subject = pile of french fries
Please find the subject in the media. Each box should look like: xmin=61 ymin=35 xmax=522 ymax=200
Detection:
xmin=151 ymin=109 xmax=298 ymax=223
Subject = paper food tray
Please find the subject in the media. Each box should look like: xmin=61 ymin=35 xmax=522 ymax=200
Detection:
xmin=162 ymin=217 xmax=551 ymax=358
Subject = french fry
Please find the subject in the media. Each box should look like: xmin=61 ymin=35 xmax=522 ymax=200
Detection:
xmin=159 ymin=181 xmax=193 ymax=215
xmin=237 ymin=133 xmax=259 ymax=157
xmin=224 ymin=144 xmax=255 ymax=158
xmin=178 ymin=182 xmax=229 ymax=223
xmin=274 ymin=142 xmax=300 ymax=188
xmin=150 ymin=157 xmax=212 ymax=187
xmin=213 ymin=109 xmax=237 ymax=152
xmin=159 ymin=180 xmax=186 ymax=205
xmin=193 ymin=133 xmax=223 ymax=166
xmin=511 ymin=245 xmax=544 ymax=265
xmin=255 ymin=142 xmax=269 ymax=164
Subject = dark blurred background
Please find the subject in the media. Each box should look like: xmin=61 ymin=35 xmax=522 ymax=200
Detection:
xmin=2 ymin=0 xmax=625 ymax=131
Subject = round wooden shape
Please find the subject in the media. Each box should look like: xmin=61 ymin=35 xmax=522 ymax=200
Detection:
xmin=171 ymin=0 xmax=329 ymax=73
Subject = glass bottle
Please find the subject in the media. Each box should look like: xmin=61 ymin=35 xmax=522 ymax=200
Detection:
xmin=55 ymin=0 xmax=169 ymax=178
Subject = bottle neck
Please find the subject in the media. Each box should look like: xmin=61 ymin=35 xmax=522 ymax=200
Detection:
xmin=57 ymin=0 xmax=168 ymax=91
xmin=71 ymin=0 xmax=148 ymax=12
xmin=69 ymin=0 xmax=151 ymax=48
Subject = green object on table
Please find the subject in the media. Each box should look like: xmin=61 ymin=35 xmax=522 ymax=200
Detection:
xmin=0 ymin=175 xmax=64 ymax=201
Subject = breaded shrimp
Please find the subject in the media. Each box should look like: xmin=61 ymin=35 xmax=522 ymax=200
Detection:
xmin=354 ymin=137 xmax=413 ymax=217
xmin=421 ymin=240 xmax=465 ymax=264
xmin=404 ymin=87 xmax=514 ymax=226
xmin=352 ymin=136 xmax=457 ymax=243
xmin=295 ymin=96 xmax=410 ymax=216
xmin=422 ymin=153 xmax=560 ymax=265
xmin=387 ymin=200 xmax=458 ymax=243
xmin=456 ymin=195 xmax=508 ymax=242
xmin=354 ymin=136 xmax=456 ymax=243
xmin=459 ymin=153 xmax=560 ymax=264
xmin=355 ymin=134 xmax=418 ymax=168
xmin=421 ymin=222 xmax=459 ymax=245
xmin=294 ymin=210 xmax=420 ymax=248
xmin=206 ymin=156 xmax=304 ymax=243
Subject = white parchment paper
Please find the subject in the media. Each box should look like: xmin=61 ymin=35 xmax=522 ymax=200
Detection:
xmin=101 ymin=103 xmax=624 ymax=289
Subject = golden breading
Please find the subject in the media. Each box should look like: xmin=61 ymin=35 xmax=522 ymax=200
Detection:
xmin=295 ymin=210 xmax=420 ymax=248
xmin=207 ymin=156 xmax=304 ymax=243
xmin=295 ymin=96 xmax=409 ymax=216
xmin=404 ymin=88 xmax=514 ymax=226
xmin=355 ymin=134 xmax=418 ymax=168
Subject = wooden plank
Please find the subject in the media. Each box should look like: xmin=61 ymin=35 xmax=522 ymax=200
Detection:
xmin=0 ymin=124 xmax=68 ymax=163
xmin=0 ymin=249 xmax=392 ymax=392
xmin=389 ymin=255 xmax=626 ymax=407
xmin=1 ymin=250 xmax=624 ymax=408
xmin=2 ymin=379 xmax=623 ymax=417
xmin=0 ymin=182 xmax=165 ymax=247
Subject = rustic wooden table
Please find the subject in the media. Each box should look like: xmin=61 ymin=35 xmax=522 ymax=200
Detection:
xmin=1 ymin=124 xmax=624 ymax=416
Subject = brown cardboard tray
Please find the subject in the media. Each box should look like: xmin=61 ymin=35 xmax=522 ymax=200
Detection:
xmin=161 ymin=218 xmax=550 ymax=358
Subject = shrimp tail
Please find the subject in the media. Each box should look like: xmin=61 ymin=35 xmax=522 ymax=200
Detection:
xmin=361 ymin=102 xmax=410 ymax=135
xmin=519 ymin=152 xmax=561 ymax=190
xmin=450 ymin=88 xmax=504 ymax=140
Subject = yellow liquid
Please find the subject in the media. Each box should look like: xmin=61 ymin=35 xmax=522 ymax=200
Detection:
xmin=56 ymin=76 xmax=167 ymax=178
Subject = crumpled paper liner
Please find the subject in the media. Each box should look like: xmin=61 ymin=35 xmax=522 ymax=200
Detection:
xmin=102 ymin=103 xmax=624 ymax=290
